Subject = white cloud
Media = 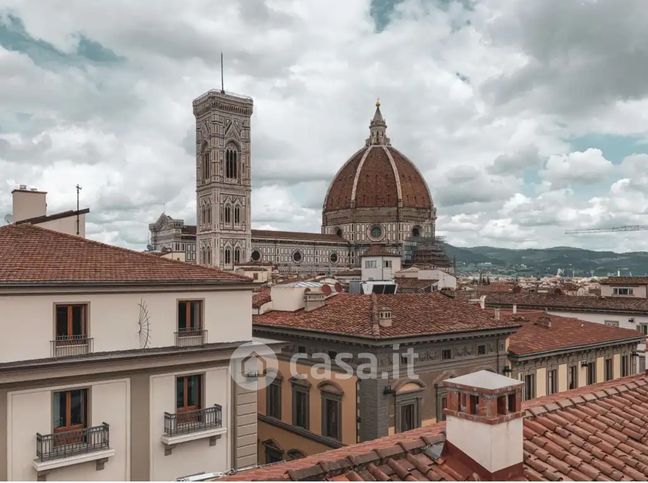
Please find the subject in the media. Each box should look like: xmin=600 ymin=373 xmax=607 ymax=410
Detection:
xmin=0 ymin=0 xmax=648 ymax=252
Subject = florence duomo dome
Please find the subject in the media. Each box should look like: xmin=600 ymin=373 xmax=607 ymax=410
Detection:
xmin=322 ymin=100 xmax=437 ymax=253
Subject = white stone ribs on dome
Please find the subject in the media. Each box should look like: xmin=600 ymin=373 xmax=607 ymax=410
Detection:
xmin=321 ymin=147 xmax=365 ymax=212
xmin=382 ymin=145 xmax=403 ymax=206
xmin=350 ymin=145 xmax=375 ymax=207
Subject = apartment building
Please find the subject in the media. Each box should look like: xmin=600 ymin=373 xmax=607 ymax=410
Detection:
xmin=0 ymin=223 xmax=278 ymax=481
xmin=504 ymin=310 xmax=643 ymax=400
xmin=485 ymin=292 xmax=648 ymax=371
xmin=252 ymin=285 xmax=519 ymax=463
xmin=600 ymin=276 xmax=648 ymax=298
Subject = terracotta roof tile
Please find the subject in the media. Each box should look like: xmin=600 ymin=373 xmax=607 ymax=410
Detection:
xmin=251 ymin=229 xmax=347 ymax=244
xmin=0 ymin=223 xmax=249 ymax=286
xmin=487 ymin=292 xmax=648 ymax=314
xmin=228 ymin=374 xmax=648 ymax=481
xmin=505 ymin=310 xmax=643 ymax=356
xmin=254 ymin=292 xmax=518 ymax=339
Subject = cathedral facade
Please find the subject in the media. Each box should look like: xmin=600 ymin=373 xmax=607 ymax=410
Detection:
xmin=151 ymin=88 xmax=447 ymax=274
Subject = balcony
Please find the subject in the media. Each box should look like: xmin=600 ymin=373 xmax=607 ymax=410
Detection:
xmin=161 ymin=405 xmax=225 ymax=454
xmin=175 ymin=328 xmax=208 ymax=347
xmin=33 ymin=423 xmax=114 ymax=474
xmin=51 ymin=336 xmax=94 ymax=357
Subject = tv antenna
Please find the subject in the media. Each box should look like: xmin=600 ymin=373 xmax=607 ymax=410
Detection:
xmin=3 ymin=214 xmax=12 ymax=225
xmin=75 ymin=184 xmax=82 ymax=235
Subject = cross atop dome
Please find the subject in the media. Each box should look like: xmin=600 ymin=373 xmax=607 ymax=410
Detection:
xmin=366 ymin=99 xmax=390 ymax=146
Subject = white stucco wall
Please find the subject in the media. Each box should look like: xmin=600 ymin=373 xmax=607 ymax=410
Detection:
xmin=361 ymin=256 xmax=401 ymax=281
xmin=600 ymin=285 xmax=647 ymax=298
xmin=446 ymin=415 xmax=523 ymax=473
xmin=6 ymin=378 xmax=130 ymax=481
xmin=0 ymin=289 xmax=252 ymax=363
xmin=149 ymin=367 xmax=230 ymax=480
xmin=36 ymin=214 xmax=86 ymax=237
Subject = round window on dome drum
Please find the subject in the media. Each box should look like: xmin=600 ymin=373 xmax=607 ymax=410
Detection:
xmin=292 ymin=251 xmax=303 ymax=263
xmin=412 ymin=226 xmax=421 ymax=237
xmin=370 ymin=225 xmax=383 ymax=239
xmin=251 ymin=250 xmax=261 ymax=262
xmin=330 ymin=252 xmax=338 ymax=263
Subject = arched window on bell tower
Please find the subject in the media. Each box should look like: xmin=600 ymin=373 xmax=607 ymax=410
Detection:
xmin=224 ymin=203 xmax=232 ymax=224
xmin=234 ymin=204 xmax=241 ymax=225
xmin=201 ymin=141 xmax=210 ymax=181
xmin=234 ymin=246 xmax=241 ymax=264
xmin=225 ymin=142 xmax=239 ymax=180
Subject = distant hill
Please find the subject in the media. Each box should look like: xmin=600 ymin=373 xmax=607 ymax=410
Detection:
xmin=443 ymin=244 xmax=648 ymax=277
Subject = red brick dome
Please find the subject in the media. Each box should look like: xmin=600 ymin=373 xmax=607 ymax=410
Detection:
xmin=323 ymin=144 xmax=433 ymax=212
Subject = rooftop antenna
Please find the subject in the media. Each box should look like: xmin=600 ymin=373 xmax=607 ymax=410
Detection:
xmin=75 ymin=184 xmax=82 ymax=235
xmin=220 ymin=52 xmax=225 ymax=94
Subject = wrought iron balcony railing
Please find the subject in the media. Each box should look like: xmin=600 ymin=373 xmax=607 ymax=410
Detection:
xmin=36 ymin=423 xmax=109 ymax=462
xmin=175 ymin=328 xmax=208 ymax=347
xmin=164 ymin=404 xmax=222 ymax=437
xmin=51 ymin=336 xmax=93 ymax=357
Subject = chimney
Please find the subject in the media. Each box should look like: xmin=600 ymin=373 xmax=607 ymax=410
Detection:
xmin=304 ymin=289 xmax=326 ymax=312
xmin=12 ymin=187 xmax=47 ymax=222
xmin=535 ymin=310 xmax=552 ymax=328
xmin=442 ymin=370 xmax=524 ymax=480
xmin=479 ymin=295 xmax=486 ymax=310
xmin=494 ymin=308 xmax=501 ymax=321
xmin=512 ymin=304 xmax=517 ymax=315
xmin=377 ymin=306 xmax=392 ymax=327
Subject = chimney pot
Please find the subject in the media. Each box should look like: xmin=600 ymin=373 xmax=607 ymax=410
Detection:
xmin=442 ymin=370 xmax=524 ymax=480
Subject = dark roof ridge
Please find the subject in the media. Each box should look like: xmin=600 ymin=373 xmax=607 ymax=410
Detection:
xmin=15 ymin=208 xmax=90 ymax=225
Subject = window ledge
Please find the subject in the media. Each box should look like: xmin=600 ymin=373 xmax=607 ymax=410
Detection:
xmin=32 ymin=449 xmax=115 ymax=472
xmin=161 ymin=426 xmax=227 ymax=446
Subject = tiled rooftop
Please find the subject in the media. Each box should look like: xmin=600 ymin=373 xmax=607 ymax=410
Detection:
xmin=505 ymin=310 xmax=644 ymax=356
xmin=254 ymin=292 xmax=518 ymax=340
xmin=227 ymin=374 xmax=648 ymax=481
xmin=600 ymin=276 xmax=648 ymax=285
xmin=485 ymin=292 xmax=648 ymax=314
xmin=0 ymin=223 xmax=250 ymax=286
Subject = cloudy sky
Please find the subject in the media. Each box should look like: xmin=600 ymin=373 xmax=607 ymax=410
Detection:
xmin=1 ymin=0 xmax=648 ymax=252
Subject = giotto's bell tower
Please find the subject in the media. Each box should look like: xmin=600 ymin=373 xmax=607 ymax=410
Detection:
xmin=193 ymin=89 xmax=253 ymax=269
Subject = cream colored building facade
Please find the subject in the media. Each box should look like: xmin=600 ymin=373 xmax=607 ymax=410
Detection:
xmin=0 ymin=223 xmax=277 ymax=481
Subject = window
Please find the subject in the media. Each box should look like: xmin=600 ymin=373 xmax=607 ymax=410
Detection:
xmin=621 ymin=354 xmax=630 ymax=377
xmin=370 ymin=225 xmax=382 ymax=239
xmin=251 ymin=250 xmax=261 ymax=262
xmin=176 ymin=375 xmax=202 ymax=423
xmin=436 ymin=391 xmax=448 ymax=421
xmin=604 ymin=320 xmax=620 ymax=327
xmin=364 ymin=260 xmax=377 ymax=269
xmin=613 ymin=287 xmax=634 ymax=296
xmin=292 ymin=251 xmax=303 ymax=263
xmin=321 ymin=393 xmax=341 ymax=440
xmin=55 ymin=304 xmax=87 ymax=343
xmin=263 ymin=440 xmax=283 ymax=463
xmin=586 ymin=362 xmax=596 ymax=385
xmin=547 ymin=369 xmax=558 ymax=395
xmin=412 ymin=226 xmax=421 ymax=237
xmin=568 ymin=365 xmax=578 ymax=389
xmin=524 ymin=373 xmax=535 ymax=401
xmin=234 ymin=205 xmax=241 ymax=224
xmin=383 ymin=260 xmax=392 ymax=268
xmin=202 ymin=143 xmax=210 ymax=181
xmin=53 ymin=389 xmax=87 ymax=441
xmin=178 ymin=300 xmax=203 ymax=334
xmin=224 ymin=204 xmax=231 ymax=223
xmin=605 ymin=358 xmax=613 ymax=381
xmin=442 ymin=349 xmax=452 ymax=360
xmin=234 ymin=247 xmax=241 ymax=264
xmin=292 ymin=382 xmax=309 ymax=429
xmin=396 ymin=398 xmax=420 ymax=433
xmin=225 ymin=247 xmax=231 ymax=265
xmin=225 ymin=147 xmax=239 ymax=179
xmin=330 ymin=252 xmax=338 ymax=263
xmin=477 ymin=345 xmax=486 ymax=355
xmin=639 ymin=323 xmax=648 ymax=335
xmin=266 ymin=379 xmax=282 ymax=419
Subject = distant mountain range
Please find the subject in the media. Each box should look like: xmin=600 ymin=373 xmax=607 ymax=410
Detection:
xmin=443 ymin=244 xmax=648 ymax=277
